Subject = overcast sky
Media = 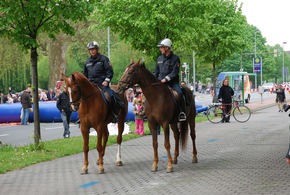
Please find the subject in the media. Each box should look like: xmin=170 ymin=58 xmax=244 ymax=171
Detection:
xmin=238 ymin=0 xmax=290 ymax=50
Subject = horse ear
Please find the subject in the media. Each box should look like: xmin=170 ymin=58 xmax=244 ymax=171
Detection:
xmin=139 ymin=59 xmax=145 ymax=67
xmin=61 ymin=73 xmax=66 ymax=81
xmin=130 ymin=59 xmax=134 ymax=64
xmin=71 ymin=73 xmax=76 ymax=81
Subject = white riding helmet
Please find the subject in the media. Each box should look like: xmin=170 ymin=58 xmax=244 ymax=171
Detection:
xmin=87 ymin=41 xmax=99 ymax=49
xmin=157 ymin=38 xmax=172 ymax=48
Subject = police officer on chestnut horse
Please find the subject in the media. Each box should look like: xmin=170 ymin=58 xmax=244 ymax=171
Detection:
xmin=153 ymin=38 xmax=187 ymax=121
xmin=84 ymin=41 xmax=124 ymax=122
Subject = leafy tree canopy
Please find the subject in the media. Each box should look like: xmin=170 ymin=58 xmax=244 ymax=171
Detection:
xmin=0 ymin=0 xmax=95 ymax=49
xmin=97 ymin=0 xmax=209 ymax=59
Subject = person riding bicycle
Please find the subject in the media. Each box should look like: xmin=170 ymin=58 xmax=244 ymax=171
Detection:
xmin=84 ymin=41 xmax=124 ymax=123
xmin=153 ymin=38 xmax=186 ymax=121
xmin=217 ymin=79 xmax=234 ymax=123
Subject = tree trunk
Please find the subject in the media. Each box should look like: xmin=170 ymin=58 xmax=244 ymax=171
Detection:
xmin=31 ymin=47 xmax=41 ymax=146
xmin=48 ymin=35 xmax=70 ymax=89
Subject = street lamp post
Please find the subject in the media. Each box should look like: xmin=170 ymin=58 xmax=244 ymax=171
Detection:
xmin=192 ymin=51 xmax=196 ymax=94
xmin=282 ymin=42 xmax=287 ymax=83
xmin=254 ymin=29 xmax=262 ymax=85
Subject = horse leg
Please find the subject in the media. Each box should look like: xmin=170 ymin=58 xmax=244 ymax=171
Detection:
xmin=170 ymin=124 xmax=180 ymax=164
xmin=96 ymin=128 xmax=107 ymax=174
xmin=116 ymin=121 xmax=124 ymax=166
xmin=188 ymin=113 xmax=198 ymax=163
xmin=163 ymin=125 xmax=173 ymax=173
xmin=81 ymin=126 xmax=89 ymax=174
xmin=149 ymin=122 xmax=159 ymax=172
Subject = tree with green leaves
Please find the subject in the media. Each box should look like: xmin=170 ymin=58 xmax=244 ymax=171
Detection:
xmin=186 ymin=0 xmax=249 ymax=97
xmin=0 ymin=0 xmax=94 ymax=147
xmin=97 ymin=0 xmax=249 ymax=98
xmin=97 ymin=0 xmax=207 ymax=60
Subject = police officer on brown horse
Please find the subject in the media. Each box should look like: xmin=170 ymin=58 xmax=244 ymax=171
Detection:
xmin=84 ymin=41 xmax=124 ymax=123
xmin=153 ymin=38 xmax=186 ymax=121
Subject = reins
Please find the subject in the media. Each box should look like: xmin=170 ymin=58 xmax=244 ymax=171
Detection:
xmin=70 ymin=77 xmax=99 ymax=106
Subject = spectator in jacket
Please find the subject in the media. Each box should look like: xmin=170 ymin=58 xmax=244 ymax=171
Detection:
xmin=46 ymin=88 xmax=56 ymax=101
xmin=276 ymin=84 xmax=286 ymax=112
xmin=217 ymin=79 xmax=234 ymax=123
xmin=56 ymin=86 xmax=72 ymax=138
xmin=20 ymin=86 xmax=32 ymax=125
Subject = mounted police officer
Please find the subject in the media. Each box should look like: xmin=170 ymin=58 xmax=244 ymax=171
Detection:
xmin=153 ymin=38 xmax=186 ymax=121
xmin=84 ymin=41 xmax=124 ymax=123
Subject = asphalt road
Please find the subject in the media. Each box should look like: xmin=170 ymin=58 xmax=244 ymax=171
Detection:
xmin=0 ymin=91 xmax=280 ymax=147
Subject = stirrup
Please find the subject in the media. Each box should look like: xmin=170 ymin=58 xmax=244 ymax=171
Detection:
xmin=178 ymin=112 xmax=186 ymax=121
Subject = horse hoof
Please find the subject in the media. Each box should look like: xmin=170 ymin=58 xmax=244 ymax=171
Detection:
xmin=192 ymin=158 xmax=198 ymax=163
xmin=81 ymin=169 xmax=88 ymax=175
xmin=98 ymin=168 xmax=105 ymax=174
xmin=166 ymin=167 xmax=173 ymax=173
xmin=116 ymin=161 xmax=123 ymax=166
xmin=173 ymin=159 xmax=178 ymax=164
xmin=151 ymin=166 xmax=158 ymax=172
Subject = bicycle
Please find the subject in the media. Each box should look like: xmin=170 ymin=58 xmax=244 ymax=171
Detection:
xmin=206 ymin=100 xmax=251 ymax=124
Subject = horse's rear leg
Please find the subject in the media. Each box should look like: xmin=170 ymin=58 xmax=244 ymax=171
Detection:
xmin=189 ymin=117 xmax=198 ymax=163
xmin=81 ymin=129 xmax=89 ymax=174
xmin=171 ymin=124 xmax=180 ymax=164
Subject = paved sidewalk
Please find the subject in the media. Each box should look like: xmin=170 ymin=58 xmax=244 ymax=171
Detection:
xmin=1 ymin=98 xmax=290 ymax=195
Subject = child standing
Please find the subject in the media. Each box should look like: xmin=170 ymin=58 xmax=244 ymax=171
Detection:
xmin=132 ymin=99 xmax=145 ymax=135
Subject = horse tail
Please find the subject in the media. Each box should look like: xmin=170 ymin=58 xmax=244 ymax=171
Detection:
xmin=179 ymin=120 xmax=188 ymax=151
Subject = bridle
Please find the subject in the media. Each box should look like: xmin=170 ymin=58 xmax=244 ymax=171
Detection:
xmin=69 ymin=81 xmax=82 ymax=107
xmin=118 ymin=64 xmax=138 ymax=92
xmin=118 ymin=63 xmax=161 ymax=93
xmin=69 ymin=77 xmax=98 ymax=108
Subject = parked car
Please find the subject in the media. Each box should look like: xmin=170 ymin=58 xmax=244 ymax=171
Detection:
xmin=262 ymin=82 xmax=275 ymax=92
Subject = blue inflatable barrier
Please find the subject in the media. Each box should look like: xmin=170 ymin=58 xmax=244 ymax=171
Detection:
xmin=126 ymin=102 xmax=135 ymax=121
xmin=196 ymin=106 xmax=208 ymax=113
xmin=0 ymin=100 xmax=204 ymax=123
xmin=0 ymin=102 xmax=78 ymax=123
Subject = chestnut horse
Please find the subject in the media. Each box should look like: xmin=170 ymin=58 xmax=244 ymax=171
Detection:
xmin=118 ymin=60 xmax=197 ymax=173
xmin=62 ymin=72 xmax=128 ymax=174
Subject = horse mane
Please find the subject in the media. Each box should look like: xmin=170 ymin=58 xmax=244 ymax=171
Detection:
xmin=72 ymin=72 xmax=95 ymax=89
xmin=140 ymin=62 xmax=159 ymax=81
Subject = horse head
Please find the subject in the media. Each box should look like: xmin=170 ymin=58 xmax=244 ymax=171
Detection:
xmin=118 ymin=59 xmax=142 ymax=93
xmin=62 ymin=73 xmax=81 ymax=111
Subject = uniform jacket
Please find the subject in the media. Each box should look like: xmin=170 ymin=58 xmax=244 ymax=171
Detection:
xmin=84 ymin=53 xmax=113 ymax=86
xmin=153 ymin=52 xmax=180 ymax=84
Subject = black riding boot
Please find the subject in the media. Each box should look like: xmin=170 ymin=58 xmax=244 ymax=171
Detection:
xmin=111 ymin=97 xmax=119 ymax=123
xmin=111 ymin=92 xmax=125 ymax=123
xmin=179 ymin=97 xmax=186 ymax=121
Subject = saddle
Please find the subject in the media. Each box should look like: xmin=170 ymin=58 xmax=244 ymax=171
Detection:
xmin=93 ymin=85 xmax=124 ymax=123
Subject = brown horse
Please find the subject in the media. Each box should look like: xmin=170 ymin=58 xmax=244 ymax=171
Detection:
xmin=118 ymin=60 xmax=197 ymax=173
xmin=62 ymin=72 xmax=128 ymax=174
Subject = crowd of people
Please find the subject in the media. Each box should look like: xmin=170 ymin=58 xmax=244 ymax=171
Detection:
xmin=0 ymin=87 xmax=60 ymax=105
